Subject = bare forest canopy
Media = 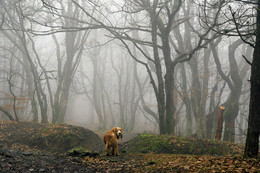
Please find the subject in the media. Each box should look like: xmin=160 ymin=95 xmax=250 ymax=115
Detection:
xmin=0 ymin=0 xmax=259 ymax=153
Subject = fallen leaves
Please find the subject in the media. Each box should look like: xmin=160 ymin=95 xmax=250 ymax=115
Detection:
xmin=133 ymin=153 xmax=260 ymax=172
xmin=0 ymin=147 xmax=259 ymax=173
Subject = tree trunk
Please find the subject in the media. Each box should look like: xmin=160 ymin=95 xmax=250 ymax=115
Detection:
xmin=0 ymin=105 xmax=14 ymax=121
xmin=188 ymin=57 xmax=206 ymax=138
xmin=223 ymin=96 xmax=239 ymax=142
xmin=163 ymin=35 xmax=175 ymax=134
xmin=244 ymin=0 xmax=260 ymax=158
xmin=92 ymin=53 xmax=105 ymax=130
xmin=150 ymin=12 xmax=166 ymax=134
xmin=165 ymin=70 xmax=175 ymax=134
xmin=180 ymin=64 xmax=192 ymax=136
xmin=211 ymin=38 xmax=243 ymax=142
xmin=223 ymin=39 xmax=243 ymax=142
xmin=215 ymin=106 xmax=225 ymax=140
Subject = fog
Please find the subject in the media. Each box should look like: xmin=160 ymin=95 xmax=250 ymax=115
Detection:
xmin=0 ymin=0 xmax=255 ymax=143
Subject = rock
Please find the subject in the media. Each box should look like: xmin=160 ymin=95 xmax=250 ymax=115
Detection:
xmin=67 ymin=147 xmax=99 ymax=157
xmin=0 ymin=149 xmax=13 ymax=158
xmin=147 ymin=161 xmax=156 ymax=165
xmin=71 ymin=157 xmax=81 ymax=163
xmin=23 ymin=151 xmax=34 ymax=156
xmin=39 ymin=168 xmax=46 ymax=172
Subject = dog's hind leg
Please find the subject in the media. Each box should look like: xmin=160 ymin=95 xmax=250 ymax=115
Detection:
xmin=105 ymin=143 xmax=111 ymax=156
xmin=114 ymin=144 xmax=118 ymax=156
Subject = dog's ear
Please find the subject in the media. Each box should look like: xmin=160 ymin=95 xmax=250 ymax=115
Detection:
xmin=111 ymin=127 xmax=117 ymax=133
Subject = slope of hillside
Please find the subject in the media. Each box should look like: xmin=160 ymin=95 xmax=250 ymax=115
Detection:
xmin=0 ymin=121 xmax=104 ymax=153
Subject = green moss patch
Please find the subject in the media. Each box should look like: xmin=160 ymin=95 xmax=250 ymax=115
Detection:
xmin=120 ymin=134 xmax=244 ymax=156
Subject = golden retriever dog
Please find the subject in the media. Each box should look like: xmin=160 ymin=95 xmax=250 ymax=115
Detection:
xmin=103 ymin=127 xmax=123 ymax=156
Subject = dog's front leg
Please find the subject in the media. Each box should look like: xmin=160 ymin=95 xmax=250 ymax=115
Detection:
xmin=112 ymin=147 xmax=115 ymax=156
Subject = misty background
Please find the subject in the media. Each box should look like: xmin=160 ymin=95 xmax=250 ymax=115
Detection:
xmin=0 ymin=0 xmax=254 ymax=143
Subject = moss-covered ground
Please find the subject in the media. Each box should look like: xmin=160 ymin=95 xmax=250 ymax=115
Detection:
xmin=120 ymin=134 xmax=244 ymax=156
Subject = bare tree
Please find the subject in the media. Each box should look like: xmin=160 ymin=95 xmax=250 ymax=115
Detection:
xmin=25 ymin=0 xmax=93 ymax=123
xmin=198 ymin=0 xmax=259 ymax=158
xmin=70 ymin=0 xmax=221 ymax=134
xmin=0 ymin=1 xmax=48 ymax=123
xmin=49 ymin=1 xmax=91 ymax=123
xmin=210 ymin=38 xmax=251 ymax=142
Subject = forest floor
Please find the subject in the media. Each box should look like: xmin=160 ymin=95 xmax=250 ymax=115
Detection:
xmin=0 ymin=121 xmax=259 ymax=172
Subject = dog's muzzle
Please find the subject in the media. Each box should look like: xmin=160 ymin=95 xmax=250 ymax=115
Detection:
xmin=117 ymin=132 xmax=122 ymax=138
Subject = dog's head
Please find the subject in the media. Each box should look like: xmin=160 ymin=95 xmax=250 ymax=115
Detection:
xmin=111 ymin=127 xmax=123 ymax=139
